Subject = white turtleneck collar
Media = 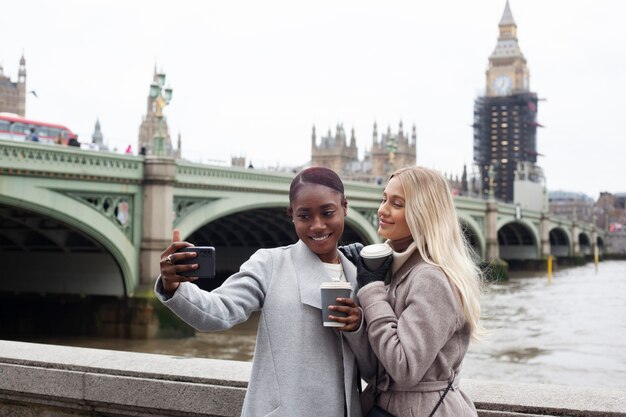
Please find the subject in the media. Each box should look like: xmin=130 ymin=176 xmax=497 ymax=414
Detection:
xmin=386 ymin=240 xmax=418 ymax=276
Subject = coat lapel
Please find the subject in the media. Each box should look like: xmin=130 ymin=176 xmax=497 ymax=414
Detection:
xmin=292 ymin=240 xmax=359 ymax=309
xmin=293 ymin=240 xmax=329 ymax=310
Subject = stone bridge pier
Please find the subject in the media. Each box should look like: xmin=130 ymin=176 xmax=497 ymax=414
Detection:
xmin=139 ymin=156 xmax=176 ymax=289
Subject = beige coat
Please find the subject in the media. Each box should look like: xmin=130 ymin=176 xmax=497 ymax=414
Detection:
xmin=357 ymin=250 xmax=477 ymax=417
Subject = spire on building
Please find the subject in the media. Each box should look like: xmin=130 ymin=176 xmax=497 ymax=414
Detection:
xmin=335 ymin=123 xmax=346 ymax=147
xmin=91 ymin=118 xmax=107 ymax=150
xmin=461 ymin=164 xmax=468 ymax=193
xmin=499 ymin=1 xmax=516 ymax=27
xmin=311 ymin=125 xmax=316 ymax=147
xmin=372 ymin=122 xmax=378 ymax=144
xmin=350 ymin=127 xmax=356 ymax=148
xmin=18 ymin=54 xmax=26 ymax=81
xmin=411 ymin=124 xmax=417 ymax=145
xmin=490 ymin=1 xmax=525 ymax=67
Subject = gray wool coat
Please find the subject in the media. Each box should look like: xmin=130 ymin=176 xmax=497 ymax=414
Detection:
xmin=357 ymin=250 xmax=478 ymax=417
xmin=155 ymin=240 xmax=377 ymax=417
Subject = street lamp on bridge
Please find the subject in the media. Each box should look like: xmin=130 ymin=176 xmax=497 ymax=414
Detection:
xmin=149 ymin=72 xmax=173 ymax=156
xmin=386 ymin=135 xmax=397 ymax=176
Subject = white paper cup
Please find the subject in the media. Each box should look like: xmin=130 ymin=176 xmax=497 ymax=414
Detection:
xmin=320 ymin=282 xmax=353 ymax=327
xmin=360 ymin=243 xmax=393 ymax=271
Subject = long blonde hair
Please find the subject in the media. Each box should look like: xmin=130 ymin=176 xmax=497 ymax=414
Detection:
xmin=390 ymin=166 xmax=484 ymax=340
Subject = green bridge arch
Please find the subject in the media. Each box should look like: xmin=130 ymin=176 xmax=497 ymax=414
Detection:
xmin=0 ymin=176 xmax=140 ymax=296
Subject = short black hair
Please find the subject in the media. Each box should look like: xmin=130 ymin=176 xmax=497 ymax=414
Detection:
xmin=288 ymin=167 xmax=346 ymax=215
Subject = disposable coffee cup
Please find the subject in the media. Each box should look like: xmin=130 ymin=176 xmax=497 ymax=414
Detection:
xmin=360 ymin=243 xmax=393 ymax=271
xmin=320 ymin=282 xmax=353 ymax=327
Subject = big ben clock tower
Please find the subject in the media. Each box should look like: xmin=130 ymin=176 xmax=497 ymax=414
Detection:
xmin=486 ymin=1 xmax=530 ymax=97
xmin=474 ymin=1 xmax=541 ymax=203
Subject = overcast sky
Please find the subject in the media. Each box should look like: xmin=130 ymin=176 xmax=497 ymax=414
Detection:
xmin=1 ymin=0 xmax=624 ymax=199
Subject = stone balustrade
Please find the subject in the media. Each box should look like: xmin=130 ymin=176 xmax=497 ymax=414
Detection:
xmin=1 ymin=340 xmax=624 ymax=416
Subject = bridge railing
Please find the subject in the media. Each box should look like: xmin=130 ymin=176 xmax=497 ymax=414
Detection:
xmin=175 ymin=160 xmax=385 ymax=203
xmin=0 ymin=139 xmax=143 ymax=182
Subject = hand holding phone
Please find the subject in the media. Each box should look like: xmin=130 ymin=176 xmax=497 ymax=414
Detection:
xmin=176 ymin=246 xmax=216 ymax=279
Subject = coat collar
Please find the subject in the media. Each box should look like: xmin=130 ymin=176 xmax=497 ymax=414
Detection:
xmin=392 ymin=249 xmax=424 ymax=286
xmin=292 ymin=240 xmax=358 ymax=310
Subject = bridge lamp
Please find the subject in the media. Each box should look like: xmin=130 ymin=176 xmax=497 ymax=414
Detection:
xmin=149 ymin=72 xmax=173 ymax=156
xmin=149 ymin=82 xmax=159 ymax=99
xmin=163 ymin=86 xmax=173 ymax=102
xmin=156 ymin=72 xmax=166 ymax=87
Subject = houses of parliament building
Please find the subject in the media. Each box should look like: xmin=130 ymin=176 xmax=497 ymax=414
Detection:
xmin=311 ymin=121 xmax=416 ymax=184
xmin=0 ymin=55 xmax=26 ymax=117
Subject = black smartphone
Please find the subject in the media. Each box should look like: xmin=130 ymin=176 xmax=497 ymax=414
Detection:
xmin=176 ymin=246 xmax=216 ymax=278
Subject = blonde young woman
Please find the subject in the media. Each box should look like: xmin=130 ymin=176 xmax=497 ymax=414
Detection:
xmin=345 ymin=166 xmax=483 ymax=417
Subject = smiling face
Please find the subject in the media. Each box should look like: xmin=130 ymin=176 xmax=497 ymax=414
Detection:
xmin=291 ymin=183 xmax=346 ymax=263
xmin=378 ymin=176 xmax=412 ymax=242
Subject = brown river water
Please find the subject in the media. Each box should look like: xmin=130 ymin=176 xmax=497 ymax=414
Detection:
xmin=18 ymin=260 xmax=626 ymax=389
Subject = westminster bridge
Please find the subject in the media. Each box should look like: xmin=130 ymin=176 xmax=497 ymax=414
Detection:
xmin=0 ymin=139 xmax=606 ymax=300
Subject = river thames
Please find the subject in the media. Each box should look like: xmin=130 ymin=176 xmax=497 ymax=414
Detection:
xmin=20 ymin=260 xmax=626 ymax=390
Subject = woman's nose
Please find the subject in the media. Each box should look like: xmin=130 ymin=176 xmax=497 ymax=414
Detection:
xmin=378 ymin=202 xmax=387 ymax=217
xmin=311 ymin=215 xmax=325 ymax=230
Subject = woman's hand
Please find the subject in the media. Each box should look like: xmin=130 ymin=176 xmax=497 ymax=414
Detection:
xmin=160 ymin=229 xmax=198 ymax=295
xmin=355 ymin=255 xmax=392 ymax=288
xmin=329 ymin=297 xmax=362 ymax=332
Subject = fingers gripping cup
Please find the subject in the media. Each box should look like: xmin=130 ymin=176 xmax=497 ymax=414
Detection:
xmin=320 ymin=282 xmax=353 ymax=327
xmin=360 ymin=243 xmax=393 ymax=271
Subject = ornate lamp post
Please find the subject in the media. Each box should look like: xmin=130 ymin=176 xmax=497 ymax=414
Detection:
xmin=149 ymin=72 xmax=173 ymax=156
xmin=487 ymin=164 xmax=495 ymax=200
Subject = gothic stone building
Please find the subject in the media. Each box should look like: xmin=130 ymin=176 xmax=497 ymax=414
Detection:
xmin=0 ymin=55 xmax=26 ymax=117
xmin=311 ymin=121 xmax=416 ymax=183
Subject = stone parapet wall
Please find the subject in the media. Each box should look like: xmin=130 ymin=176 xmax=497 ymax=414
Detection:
xmin=1 ymin=341 xmax=624 ymax=417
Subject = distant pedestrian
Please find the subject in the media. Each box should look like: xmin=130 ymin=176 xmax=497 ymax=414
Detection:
xmin=26 ymin=128 xmax=39 ymax=142
xmin=125 ymin=145 xmax=132 ymax=154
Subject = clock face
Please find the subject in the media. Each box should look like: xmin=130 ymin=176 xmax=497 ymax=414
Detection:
xmin=493 ymin=75 xmax=512 ymax=95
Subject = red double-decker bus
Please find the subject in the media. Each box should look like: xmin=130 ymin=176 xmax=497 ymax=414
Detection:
xmin=0 ymin=113 xmax=78 ymax=145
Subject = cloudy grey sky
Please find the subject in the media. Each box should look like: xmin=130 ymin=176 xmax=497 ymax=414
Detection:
xmin=1 ymin=0 xmax=624 ymax=199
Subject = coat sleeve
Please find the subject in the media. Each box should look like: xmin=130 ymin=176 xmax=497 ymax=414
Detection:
xmin=154 ymin=248 xmax=273 ymax=331
xmin=342 ymin=311 xmax=378 ymax=381
xmin=357 ymin=266 xmax=459 ymax=387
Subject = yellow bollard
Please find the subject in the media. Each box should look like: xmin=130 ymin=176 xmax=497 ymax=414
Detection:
xmin=547 ymin=255 xmax=553 ymax=284
xmin=594 ymin=245 xmax=599 ymax=272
